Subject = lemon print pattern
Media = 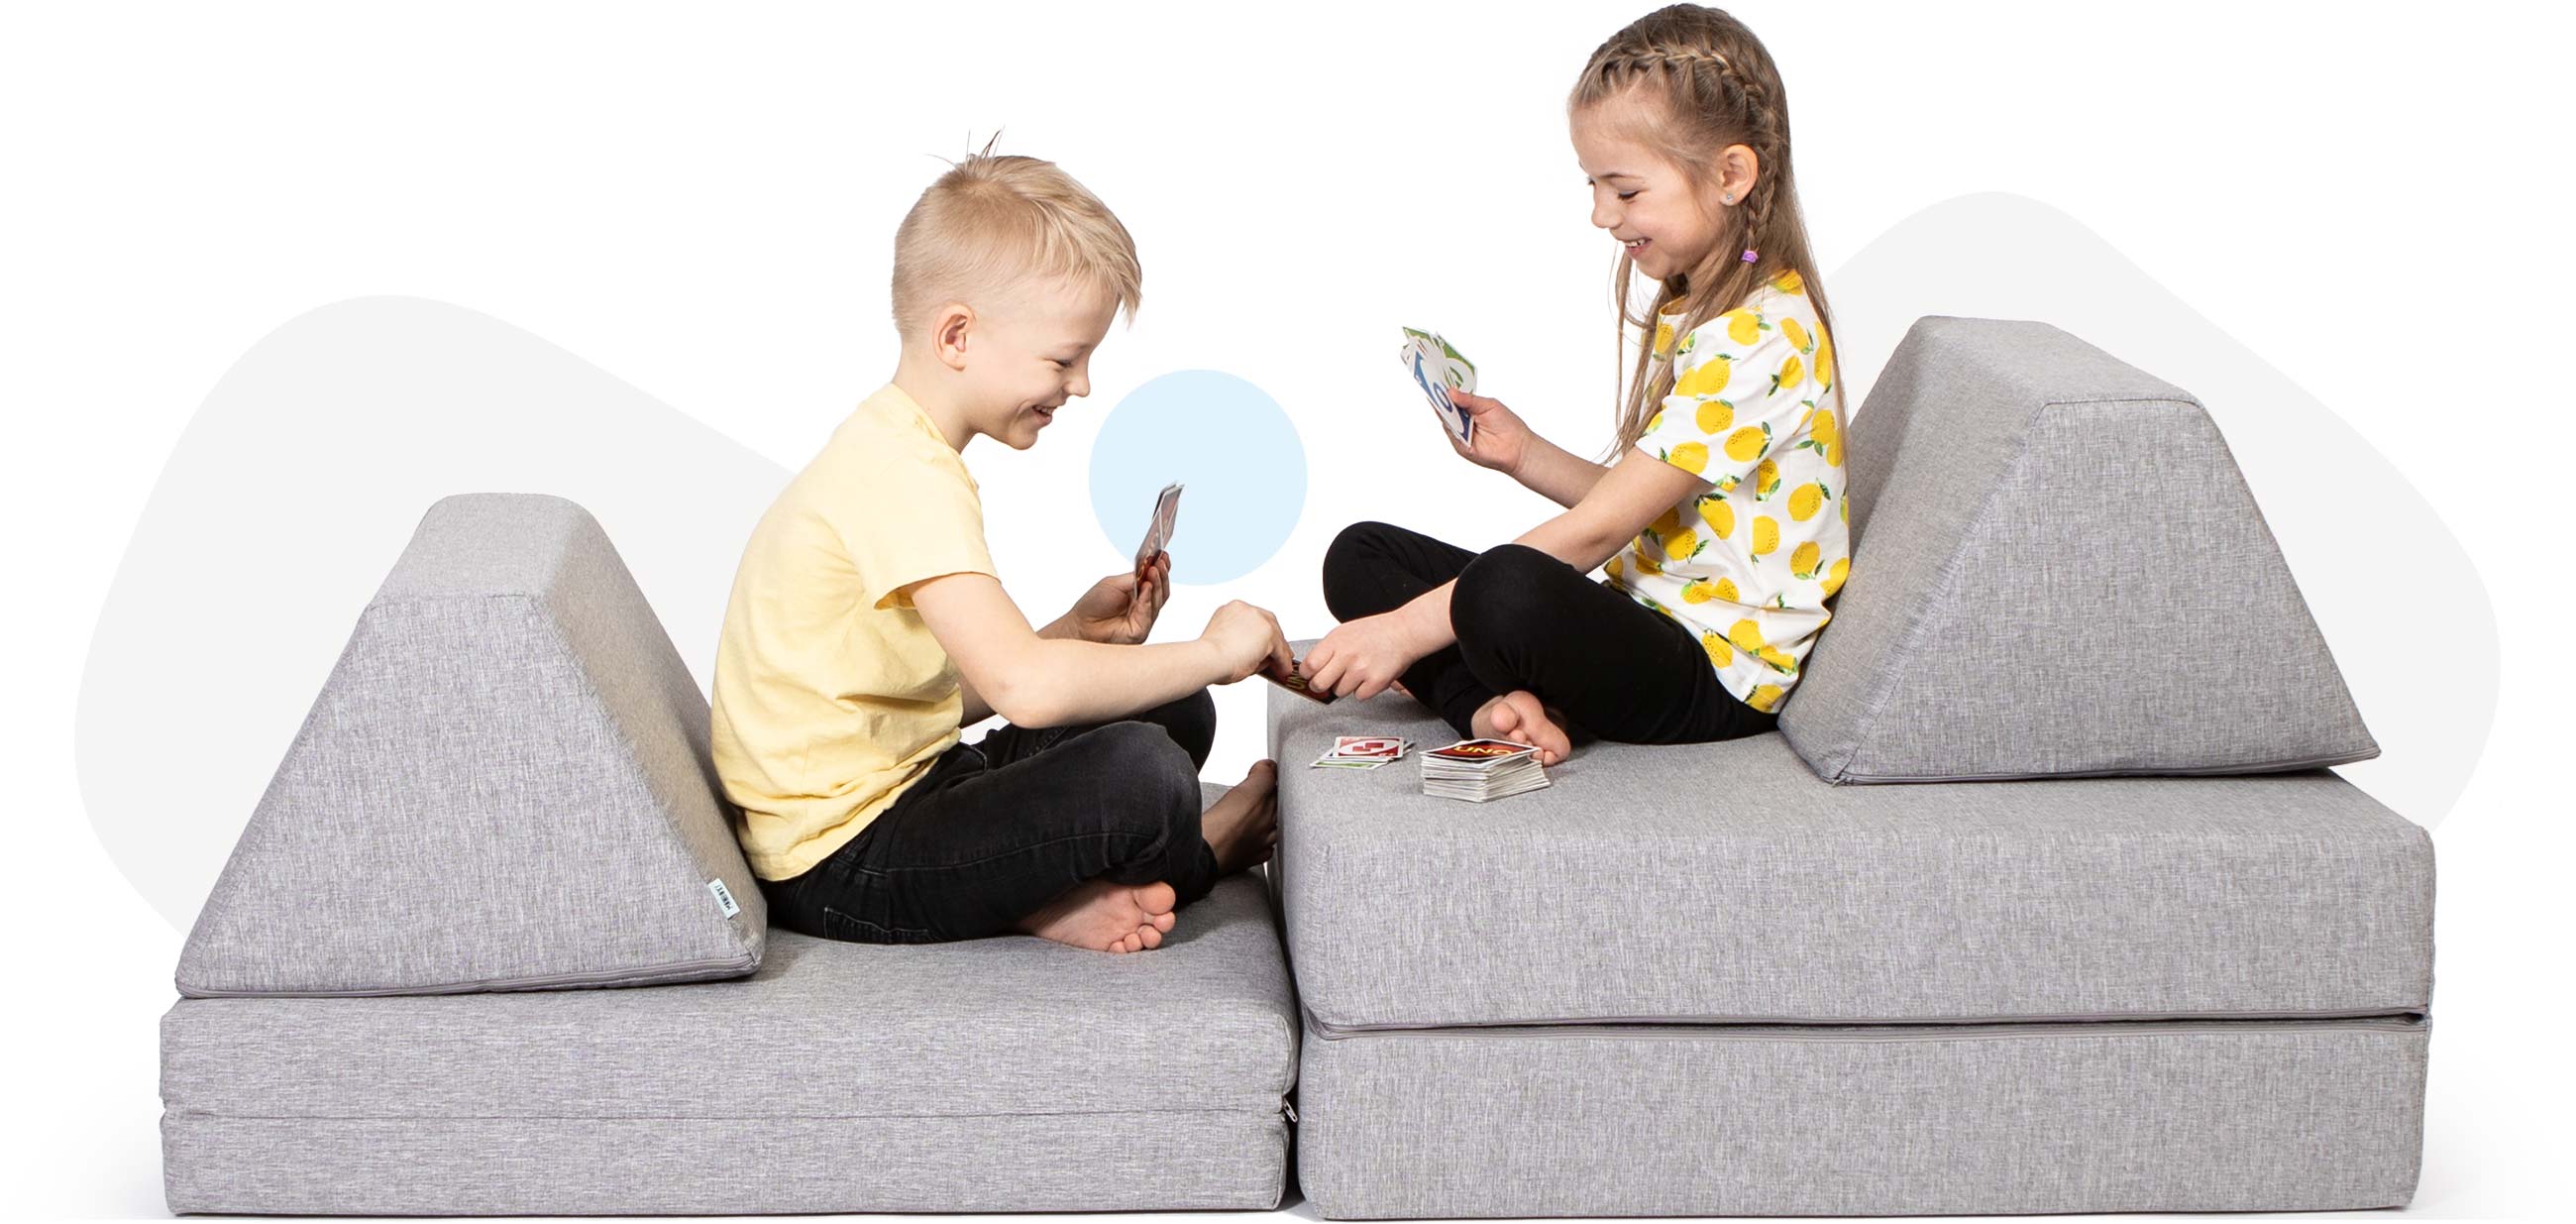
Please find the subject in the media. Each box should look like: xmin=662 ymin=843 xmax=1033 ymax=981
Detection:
xmin=1788 ymin=481 xmax=1827 ymax=521
xmin=1725 ymin=424 xmax=1770 ymax=463
xmin=1614 ymin=277 xmax=1847 ymax=712
xmin=1698 ymin=496 xmax=1734 ymax=539
xmin=1701 ymin=630 xmax=1733 ymax=668
xmin=1674 ymin=354 xmax=1733 ymax=398
xmin=1790 ymin=540 xmax=1820 ymax=579
xmin=1695 ymin=398 xmax=1734 ymax=434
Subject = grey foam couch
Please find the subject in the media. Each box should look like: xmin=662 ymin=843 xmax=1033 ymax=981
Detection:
xmin=161 ymin=314 xmax=2429 ymax=1218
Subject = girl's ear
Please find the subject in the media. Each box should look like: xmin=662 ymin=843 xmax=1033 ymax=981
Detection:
xmin=932 ymin=303 xmax=976 ymax=372
xmin=1718 ymin=143 xmax=1762 ymax=208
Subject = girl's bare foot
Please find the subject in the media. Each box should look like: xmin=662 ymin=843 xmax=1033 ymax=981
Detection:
xmin=1202 ymin=759 xmax=1279 ymax=876
xmin=1471 ymin=691 xmax=1573 ymax=766
xmin=1013 ymin=878 xmax=1178 ymax=953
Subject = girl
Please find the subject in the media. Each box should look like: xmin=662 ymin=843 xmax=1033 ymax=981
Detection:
xmin=1305 ymin=3 xmax=1850 ymax=764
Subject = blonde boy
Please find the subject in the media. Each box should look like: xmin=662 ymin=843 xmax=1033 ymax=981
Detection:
xmin=710 ymin=151 xmax=1288 ymax=954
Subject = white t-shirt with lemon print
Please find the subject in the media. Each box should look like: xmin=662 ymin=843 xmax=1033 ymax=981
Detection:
xmin=1604 ymin=271 xmax=1851 ymax=714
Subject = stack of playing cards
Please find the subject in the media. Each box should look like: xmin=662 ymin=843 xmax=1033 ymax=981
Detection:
xmin=1419 ymin=738 xmax=1552 ymax=803
xmin=1311 ymin=735 xmax=1412 ymax=770
xmin=1399 ymin=327 xmax=1477 ymax=448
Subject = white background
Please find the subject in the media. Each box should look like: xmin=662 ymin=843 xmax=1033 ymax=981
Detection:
xmin=5 ymin=1 xmax=2570 ymax=1218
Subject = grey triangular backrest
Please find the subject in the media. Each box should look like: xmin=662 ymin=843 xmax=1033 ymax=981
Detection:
xmin=176 ymin=493 xmax=764 ymax=996
xmin=1779 ymin=316 xmax=2377 ymax=783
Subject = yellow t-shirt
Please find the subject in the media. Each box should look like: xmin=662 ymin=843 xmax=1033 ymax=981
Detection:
xmin=710 ymin=382 xmax=997 ymax=881
xmin=1607 ymin=271 xmax=1851 ymax=714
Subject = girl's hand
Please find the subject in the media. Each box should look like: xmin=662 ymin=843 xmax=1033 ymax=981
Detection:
xmin=1305 ymin=611 xmax=1435 ymax=701
xmin=1444 ymin=389 xmax=1539 ymax=477
xmin=1070 ymin=551 xmax=1172 ymax=645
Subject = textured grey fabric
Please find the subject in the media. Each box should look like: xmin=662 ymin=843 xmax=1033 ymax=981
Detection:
xmin=161 ymin=871 xmax=1298 ymax=1214
xmin=1780 ymin=315 xmax=2379 ymax=782
xmin=164 ymin=1111 xmax=1287 ymax=1215
xmin=1294 ymin=1013 xmax=2427 ymax=1218
xmin=176 ymin=493 xmax=766 ymax=996
xmin=1270 ymin=680 xmax=2432 ymax=1030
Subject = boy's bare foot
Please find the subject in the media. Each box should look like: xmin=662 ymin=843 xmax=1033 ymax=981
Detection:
xmin=1472 ymin=690 xmax=1573 ymax=766
xmin=1202 ymin=759 xmax=1279 ymax=875
xmin=1014 ymin=878 xmax=1178 ymax=953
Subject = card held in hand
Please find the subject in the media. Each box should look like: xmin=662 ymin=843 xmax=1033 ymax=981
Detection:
xmin=1133 ymin=482 xmax=1183 ymax=579
xmin=1399 ymin=326 xmax=1477 ymax=449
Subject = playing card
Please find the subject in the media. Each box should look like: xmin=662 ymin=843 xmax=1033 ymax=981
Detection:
xmin=1332 ymin=735 xmax=1407 ymax=759
xmin=1399 ymin=327 xmax=1475 ymax=449
xmin=1263 ymin=657 xmax=1337 ymax=705
xmin=1424 ymin=737 xmax=1538 ymax=764
xmin=1133 ymin=482 xmax=1183 ymax=576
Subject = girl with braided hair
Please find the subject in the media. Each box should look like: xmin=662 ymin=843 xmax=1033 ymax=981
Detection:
xmin=1305 ymin=4 xmax=1850 ymax=763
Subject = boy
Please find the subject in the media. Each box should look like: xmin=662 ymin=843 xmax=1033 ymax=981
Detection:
xmin=710 ymin=151 xmax=1290 ymax=954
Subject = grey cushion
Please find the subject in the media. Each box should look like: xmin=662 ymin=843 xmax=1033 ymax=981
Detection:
xmin=1270 ymin=681 xmax=2432 ymax=1031
xmin=1294 ymin=1013 xmax=2426 ymax=1218
xmin=1779 ymin=315 xmax=2379 ymax=782
xmin=174 ymin=493 xmax=766 ymax=997
xmin=161 ymin=869 xmax=1298 ymax=1214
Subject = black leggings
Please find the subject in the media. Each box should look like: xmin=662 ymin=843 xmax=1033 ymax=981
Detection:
xmin=1321 ymin=520 xmax=1776 ymax=745
xmin=759 ymin=690 xmax=1223 ymax=945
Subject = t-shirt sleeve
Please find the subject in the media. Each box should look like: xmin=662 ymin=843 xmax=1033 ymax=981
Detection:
xmin=820 ymin=454 xmax=999 ymax=612
xmin=1634 ymin=317 xmax=1814 ymax=494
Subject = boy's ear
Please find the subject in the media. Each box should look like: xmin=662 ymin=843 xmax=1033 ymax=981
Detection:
xmin=932 ymin=302 xmax=976 ymax=373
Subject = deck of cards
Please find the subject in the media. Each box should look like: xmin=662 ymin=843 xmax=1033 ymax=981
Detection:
xmin=1420 ymin=737 xmax=1552 ymax=803
xmin=1399 ymin=327 xmax=1477 ymax=449
xmin=1311 ymin=735 xmax=1412 ymax=770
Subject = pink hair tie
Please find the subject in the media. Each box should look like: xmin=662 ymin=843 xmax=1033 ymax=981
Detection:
xmin=1740 ymin=248 xmax=1760 ymax=264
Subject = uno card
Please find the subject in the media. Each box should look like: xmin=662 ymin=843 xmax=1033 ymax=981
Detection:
xmin=1332 ymin=735 xmax=1406 ymax=759
xmin=1264 ymin=657 xmax=1337 ymax=705
xmin=1424 ymin=737 xmax=1539 ymax=764
xmin=1399 ymin=327 xmax=1475 ymax=448
xmin=1133 ymin=482 xmax=1183 ymax=579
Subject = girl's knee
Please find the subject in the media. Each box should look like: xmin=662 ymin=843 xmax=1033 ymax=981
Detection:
xmin=1452 ymin=544 xmax=1559 ymax=644
xmin=1322 ymin=520 xmax=1403 ymax=620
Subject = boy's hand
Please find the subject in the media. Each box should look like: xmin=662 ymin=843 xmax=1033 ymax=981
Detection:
xmin=1200 ymin=600 xmax=1294 ymax=683
xmin=1445 ymin=389 xmax=1536 ymax=477
xmin=1068 ymin=551 xmax=1172 ymax=645
xmin=1305 ymin=611 xmax=1436 ymax=701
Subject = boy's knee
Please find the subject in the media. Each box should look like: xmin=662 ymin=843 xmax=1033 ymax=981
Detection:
xmin=1086 ymin=722 xmax=1202 ymax=824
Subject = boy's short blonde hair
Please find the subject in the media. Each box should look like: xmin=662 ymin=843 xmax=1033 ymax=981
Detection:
xmin=891 ymin=150 xmax=1142 ymax=342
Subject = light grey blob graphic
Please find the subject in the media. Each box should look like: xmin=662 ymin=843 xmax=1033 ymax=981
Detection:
xmin=1821 ymin=193 xmax=2491 ymax=832
xmin=77 ymin=297 xmax=794 ymax=933
xmin=81 ymin=196 xmax=2494 ymax=933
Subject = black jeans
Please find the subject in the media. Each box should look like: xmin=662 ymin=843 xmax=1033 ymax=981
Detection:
xmin=760 ymin=689 xmax=1223 ymax=945
xmin=1321 ymin=520 xmax=1777 ymax=745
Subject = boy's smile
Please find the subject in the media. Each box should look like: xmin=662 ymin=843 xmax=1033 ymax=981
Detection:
xmin=979 ymin=276 xmax=1121 ymax=451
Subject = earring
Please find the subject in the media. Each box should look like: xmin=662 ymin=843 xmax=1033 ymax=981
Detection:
xmin=1723 ymin=193 xmax=1735 ymax=203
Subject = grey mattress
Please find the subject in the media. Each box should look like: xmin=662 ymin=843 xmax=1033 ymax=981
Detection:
xmin=1293 ymin=1011 xmax=2428 ymax=1218
xmin=1269 ymin=682 xmax=2433 ymax=1031
xmin=161 ymin=871 xmax=1298 ymax=1215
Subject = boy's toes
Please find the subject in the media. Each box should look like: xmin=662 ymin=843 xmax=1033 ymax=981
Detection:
xmin=1135 ymin=924 xmax=1162 ymax=950
xmin=1152 ymin=910 xmax=1177 ymax=933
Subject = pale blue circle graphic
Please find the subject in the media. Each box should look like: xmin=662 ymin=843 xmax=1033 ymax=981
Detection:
xmin=1089 ymin=370 xmax=1306 ymax=585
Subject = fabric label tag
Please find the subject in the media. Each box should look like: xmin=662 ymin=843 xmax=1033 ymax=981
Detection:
xmin=706 ymin=878 xmax=741 ymax=919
